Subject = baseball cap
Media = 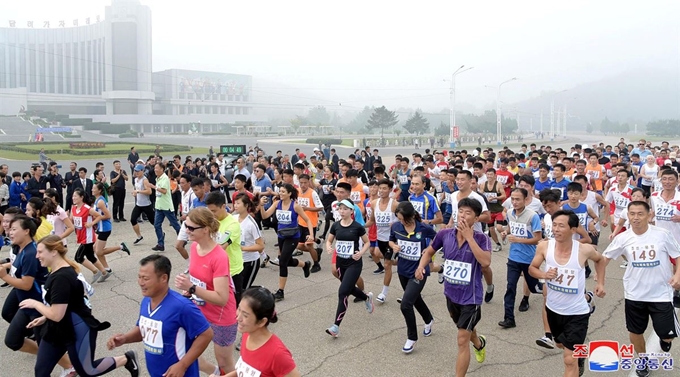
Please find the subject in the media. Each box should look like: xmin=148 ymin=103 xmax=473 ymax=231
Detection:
xmin=313 ymin=147 xmax=320 ymax=152
xmin=299 ymin=153 xmax=306 ymax=159
xmin=665 ymin=159 xmax=672 ymax=165
xmin=134 ymin=164 xmax=145 ymax=172
xmin=338 ymin=199 xmax=354 ymax=209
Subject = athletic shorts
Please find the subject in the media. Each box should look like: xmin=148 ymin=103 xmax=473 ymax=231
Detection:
xmin=488 ymin=212 xmax=504 ymax=224
xmin=624 ymin=299 xmax=680 ymax=338
xmin=75 ymin=243 xmax=97 ymax=264
xmin=177 ymin=222 xmax=190 ymax=242
xmin=210 ymin=322 xmax=238 ymax=347
xmin=96 ymin=231 xmax=111 ymax=241
xmin=446 ymin=298 xmax=481 ymax=331
xmin=589 ymin=232 xmax=599 ymax=246
xmin=377 ymin=240 xmax=394 ymax=261
xmin=546 ymin=307 xmax=589 ymax=351
xmin=370 ymin=240 xmax=378 ymax=247
xmin=298 ymin=225 xmax=316 ymax=244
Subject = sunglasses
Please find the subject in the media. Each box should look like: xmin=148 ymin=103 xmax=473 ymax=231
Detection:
xmin=185 ymin=224 xmax=205 ymax=232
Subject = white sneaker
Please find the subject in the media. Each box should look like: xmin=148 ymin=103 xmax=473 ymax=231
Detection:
xmin=376 ymin=293 xmax=386 ymax=304
xmin=402 ymin=339 xmax=417 ymax=353
xmin=536 ymin=336 xmax=555 ymax=349
xmin=493 ymin=244 xmax=502 ymax=252
xmin=423 ymin=319 xmax=434 ymax=337
xmin=60 ymin=367 xmax=77 ymax=377
xmin=620 ymin=261 xmax=628 ymax=268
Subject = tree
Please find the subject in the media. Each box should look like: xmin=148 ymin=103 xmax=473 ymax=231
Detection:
xmin=289 ymin=115 xmax=307 ymax=135
xmin=307 ymin=106 xmax=331 ymax=133
xmin=366 ymin=106 xmax=399 ymax=142
xmin=646 ymin=119 xmax=680 ymax=136
xmin=403 ymin=111 xmax=430 ymax=135
xmin=347 ymin=106 xmax=374 ymax=131
xmin=585 ymin=122 xmax=594 ymax=134
xmin=435 ymin=121 xmax=449 ymax=136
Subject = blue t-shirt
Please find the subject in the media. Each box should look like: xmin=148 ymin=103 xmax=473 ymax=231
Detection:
xmin=550 ymin=178 xmax=571 ymax=201
xmin=534 ymin=178 xmax=553 ymax=194
xmin=563 ymin=202 xmax=589 ymax=229
xmin=138 ymin=290 xmax=210 ymax=377
xmin=192 ymin=197 xmax=207 ymax=209
xmin=390 ymin=222 xmax=437 ymax=279
xmin=507 ymin=209 xmax=542 ymax=264
xmin=12 ymin=242 xmax=49 ymax=316
xmin=408 ymin=192 xmax=440 ymax=221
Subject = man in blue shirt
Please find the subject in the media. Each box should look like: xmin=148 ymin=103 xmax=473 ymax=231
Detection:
xmin=631 ymin=140 xmax=653 ymax=159
xmin=549 ymin=164 xmax=571 ymax=201
xmin=408 ymin=175 xmax=442 ymax=227
xmin=497 ymin=188 xmax=543 ymax=328
xmin=107 ymin=255 xmax=212 ymax=377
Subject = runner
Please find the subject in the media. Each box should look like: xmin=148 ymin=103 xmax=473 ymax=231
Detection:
xmin=234 ymin=193 xmax=264 ymax=290
xmin=70 ymin=189 xmax=109 ymax=284
xmin=295 ymin=174 xmax=323 ymax=273
xmin=601 ymin=200 xmax=680 ymax=377
xmin=130 ymin=164 xmax=156 ymax=246
xmin=365 ymin=179 xmax=399 ymax=302
xmin=21 ymin=235 xmax=138 ymax=377
xmin=259 ymin=183 xmax=313 ymax=301
xmin=324 ymin=199 xmax=373 ymax=337
xmin=92 ymin=182 xmax=130 ymax=278
xmin=151 ymin=162 xmax=181 ymax=252
xmin=497 ymin=188 xmax=543 ymax=327
xmin=416 ymin=198 xmax=490 ymax=374
xmin=318 ymin=166 xmax=338 ymax=240
xmin=175 ymin=207 xmax=238 ymax=375
xmin=213 ymin=287 xmax=300 ymax=377
xmin=604 ymin=169 xmax=633 ymax=233
xmin=409 ymin=175 xmax=443 ymax=226
xmin=482 ymin=168 xmax=507 ymax=251
xmin=43 ymin=189 xmax=75 ymax=247
xmin=175 ymin=178 xmax=207 ymax=260
xmin=390 ymin=201 xmax=436 ymax=353
xmin=550 ymin=164 xmax=571 ymax=201
xmin=107 ymin=255 xmax=213 ymax=377
xmin=528 ymin=211 xmax=606 ymax=377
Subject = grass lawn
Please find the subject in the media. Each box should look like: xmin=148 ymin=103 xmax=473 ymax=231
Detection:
xmin=0 ymin=144 xmax=210 ymax=161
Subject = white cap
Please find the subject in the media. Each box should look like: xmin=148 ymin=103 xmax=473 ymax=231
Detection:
xmin=665 ymin=159 xmax=672 ymax=165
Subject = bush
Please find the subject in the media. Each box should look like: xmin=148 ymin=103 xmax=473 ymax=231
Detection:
xmin=62 ymin=134 xmax=82 ymax=138
xmin=119 ymin=133 xmax=138 ymax=138
xmin=100 ymin=124 xmax=131 ymax=134
xmin=0 ymin=142 xmax=190 ymax=156
xmin=305 ymin=138 xmax=342 ymax=145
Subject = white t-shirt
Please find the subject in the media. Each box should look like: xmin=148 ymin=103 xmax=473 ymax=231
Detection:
xmin=449 ymin=191 xmax=489 ymax=232
xmin=46 ymin=206 xmax=69 ymax=246
xmin=602 ymin=225 xmax=680 ymax=302
xmin=238 ymin=215 xmax=262 ymax=263
xmin=650 ymin=190 xmax=680 ymax=246
xmin=502 ymin=197 xmax=546 ymax=215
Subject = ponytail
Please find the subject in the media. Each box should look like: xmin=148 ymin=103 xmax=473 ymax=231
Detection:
xmin=38 ymin=235 xmax=80 ymax=273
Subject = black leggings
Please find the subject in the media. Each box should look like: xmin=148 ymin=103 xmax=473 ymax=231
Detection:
xmin=130 ymin=205 xmax=155 ymax=226
xmin=278 ymin=237 xmax=300 ymax=278
xmin=3 ymin=290 xmax=40 ymax=351
xmin=232 ymin=272 xmax=244 ymax=304
xmin=399 ymin=274 xmax=433 ymax=341
xmin=321 ymin=207 xmax=334 ymax=238
xmin=241 ymin=259 xmax=261 ymax=292
xmin=334 ymin=261 xmax=367 ymax=326
xmin=75 ymin=243 xmax=98 ymax=264
xmin=35 ymin=312 xmax=118 ymax=377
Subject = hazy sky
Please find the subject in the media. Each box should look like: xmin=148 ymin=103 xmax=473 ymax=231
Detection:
xmin=2 ymin=0 xmax=679 ymax=114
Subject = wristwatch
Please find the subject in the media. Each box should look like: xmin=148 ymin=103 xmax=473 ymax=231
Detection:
xmin=188 ymin=285 xmax=197 ymax=295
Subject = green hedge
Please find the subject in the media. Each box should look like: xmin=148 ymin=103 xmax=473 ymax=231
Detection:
xmin=305 ymin=138 xmax=341 ymax=145
xmin=62 ymin=134 xmax=82 ymax=138
xmin=119 ymin=133 xmax=138 ymax=138
xmin=0 ymin=142 xmax=190 ymax=156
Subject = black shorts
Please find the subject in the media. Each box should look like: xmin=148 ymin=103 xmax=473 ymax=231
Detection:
xmin=75 ymin=243 xmax=97 ymax=264
xmin=446 ymin=298 xmax=481 ymax=331
xmin=298 ymin=225 xmax=316 ymax=242
xmin=589 ymin=232 xmax=599 ymax=246
xmin=377 ymin=240 xmax=394 ymax=261
xmin=96 ymin=230 xmax=111 ymax=241
xmin=625 ymin=299 xmax=680 ymax=338
xmin=546 ymin=307 xmax=589 ymax=351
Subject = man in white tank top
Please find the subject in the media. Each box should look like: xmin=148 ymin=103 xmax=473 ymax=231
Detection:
xmin=365 ymin=179 xmax=399 ymax=303
xmin=529 ymin=210 xmax=606 ymax=377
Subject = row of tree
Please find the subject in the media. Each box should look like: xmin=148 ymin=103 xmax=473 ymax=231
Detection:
xmin=585 ymin=118 xmax=680 ymax=136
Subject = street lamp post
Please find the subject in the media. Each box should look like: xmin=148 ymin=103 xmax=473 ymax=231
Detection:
xmin=496 ymin=77 xmax=517 ymax=146
xmin=449 ymin=65 xmax=474 ymax=147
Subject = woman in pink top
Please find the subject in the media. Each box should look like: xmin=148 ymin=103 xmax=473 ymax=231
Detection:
xmin=175 ymin=207 xmax=237 ymax=375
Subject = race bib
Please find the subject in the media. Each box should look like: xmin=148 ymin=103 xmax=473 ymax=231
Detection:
xmin=397 ymin=239 xmax=421 ymax=261
xmin=497 ymin=175 xmax=508 ymax=185
xmin=628 ymin=245 xmax=660 ymax=268
xmin=276 ymin=210 xmax=292 ymax=224
xmin=544 ymin=223 xmax=554 ymax=239
xmin=73 ymin=217 xmax=83 ymax=229
xmin=411 ymin=201 xmax=424 ymax=216
xmin=189 ymin=275 xmax=207 ymax=306
xmin=235 ymin=357 xmax=261 ymax=377
xmin=450 ymin=210 xmax=458 ymax=227
xmin=156 ymin=190 xmax=162 ymax=197
xmin=576 ymin=212 xmax=587 ymax=227
xmin=335 ymin=240 xmax=354 ymax=259
xmin=350 ymin=191 xmax=361 ymax=203
xmin=399 ymin=175 xmax=408 ymax=185
xmin=322 ymin=185 xmax=331 ymax=194
xmin=139 ymin=316 xmax=164 ymax=355
xmin=655 ymin=204 xmax=675 ymax=221
xmin=253 ymin=186 xmax=262 ymax=194
xmin=509 ymin=221 xmax=528 ymax=237
xmin=614 ymin=194 xmax=629 ymax=209
xmin=376 ymin=212 xmax=392 ymax=227
xmin=443 ymin=259 xmax=472 ymax=285
xmin=211 ymin=179 xmax=219 ymax=188
xmin=483 ymin=192 xmax=497 ymax=202
xmin=546 ymin=267 xmax=578 ymax=294
xmin=297 ymin=197 xmax=310 ymax=208
xmin=47 ymin=218 xmax=56 ymax=234
xmin=591 ymin=170 xmax=600 ymax=179
xmin=9 ymin=265 xmax=17 ymax=278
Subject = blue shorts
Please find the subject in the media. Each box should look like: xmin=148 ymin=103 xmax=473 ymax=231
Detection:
xmin=370 ymin=241 xmax=378 ymax=247
xmin=210 ymin=323 xmax=238 ymax=347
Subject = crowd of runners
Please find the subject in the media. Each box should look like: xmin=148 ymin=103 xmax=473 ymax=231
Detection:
xmin=1 ymin=138 xmax=680 ymax=377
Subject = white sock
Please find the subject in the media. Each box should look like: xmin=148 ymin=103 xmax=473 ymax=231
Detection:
xmin=213 ymin=366 xmax=221 ymax=375
xmin=381 ymin=286 xmax=389 ymax=296
xmin=486 ymin=284 xmax=494 ymax=293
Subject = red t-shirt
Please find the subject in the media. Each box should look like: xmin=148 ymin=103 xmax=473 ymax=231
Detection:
xmin=188 ymin=243 xmax=237 ymax=326
xmin=72 ymin=204 xmax=96 ymax=244
xmin=495 ymin=170 xmax=515 ymax=198
xmin=235 ymin=333 xmax=296 ymax=377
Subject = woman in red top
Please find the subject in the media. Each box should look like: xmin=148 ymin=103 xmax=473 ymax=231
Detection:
xmin=70 ymin=188 xmax=109 ymax=284
xmin=212 ymin=287 xmax=299 ymax=377
xmin=175 ymin=207 xmax=237 ymax=376
xmin=231 ymin=174 xmax=254 ymax=205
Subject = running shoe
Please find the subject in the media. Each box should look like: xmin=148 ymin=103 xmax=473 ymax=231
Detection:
xmin=99 ymin=270 xmax=113 ymax=282
xmin=660 ymin=338 xmax=672 ymax=352
xmin=498 ymin=318 xmax=516 ymax=328
xmin=396 ymin=297 xmax=403 ymax=304
xmin=273 ymin=289 xmax=284 ymax=302
xmin=474 ymin=335 xmax=487 ymax=363
xmin=124 ymin=350 xmax=139 ymax=377
xmin=353 ymin=296 xmax=364 ymax=303
xmin=586 ymin=291 xmax=596 ymax=314
xmin=121 ymin=242 xmax=131 ymax=255
xmin=373 ymin=267 xmax=385 ymax=275
xmin=620 ymin=260 xmax=628 ymax=268
xmin=59 ymin=367 xmax=77 ymax=377
xmin=438 ymin=271 xmax=444 ymax=284
xmin=326 ymin=324 xmax=339 ymax=338
xmin=402 ymin=339 xmax=417 ymax=353
xmin=365 ymin=292 xmax=374 ymax=314
xmin=376 ymin=293 xmax=386 ymax=304
xmin=270 ymin=257 xmax=280 ymax=266
xmin=311 ymin=263 xmax=321 ymax=273
xmin=536 ymin=336 xmax=555 ymax=349
xmin=133 ymin=236 xmax=143 ymax=245
xmin=315 ymin=247 xmax=323 ymax=262
xmin=151 ymin=244 xmax=165 ymax=252
xmin=119 ymin=218 xmax=127 ymax=222
xmin=423 ymin=319 xmax=434 ymax=337
xmin=303 ymin=261 xmax=311 ymax=278
xmin=493 ymin=243 xmax=502 ymax=252
xmin=90 ymin=270 xmax=102 ymax=284
xmin=484 ymin=285 xmax=494 ymax=303
xmin=260 ymin=254 xmax=270 ymax=268
xmin=519 ymin=296 xmax=530 ymax=312
xmin=293 ymin=250 xmax=303 ymax=256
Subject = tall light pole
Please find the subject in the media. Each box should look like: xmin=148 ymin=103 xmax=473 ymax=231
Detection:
xmin=549 ymin=89 xmax=567 ymax=141
xmin=449 ymin=65 xmax=474 ymax=146
xmin=496 ymin=77 xmax=517 ymax=146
